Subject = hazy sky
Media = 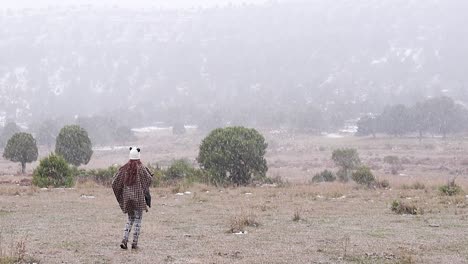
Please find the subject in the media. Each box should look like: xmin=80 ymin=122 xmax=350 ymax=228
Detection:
xmin=2 ymin=0 xmax=272 ymax=9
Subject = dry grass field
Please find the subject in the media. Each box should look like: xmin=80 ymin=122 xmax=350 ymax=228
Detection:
xmin=1 ymin=130 xmax=468 ymax=263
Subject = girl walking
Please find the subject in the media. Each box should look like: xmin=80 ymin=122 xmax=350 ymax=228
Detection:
xmin=112 ymin=147 xmax=153 ymax=250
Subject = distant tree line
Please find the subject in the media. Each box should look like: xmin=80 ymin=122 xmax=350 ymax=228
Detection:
xmin=356 ymin=96 xmax=468 ymax=139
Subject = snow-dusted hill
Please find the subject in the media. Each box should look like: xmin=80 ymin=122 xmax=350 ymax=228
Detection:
xmin=0 ymin=0 xmax=467 ymax=122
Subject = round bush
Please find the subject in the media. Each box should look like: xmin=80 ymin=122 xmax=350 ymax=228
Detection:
xmin=33 ymin=153 xmax=73 ymax=188
xmin=55 ymin=125 xmax=93 ymax=166
xmin=3 ymin=132 xmax=38 ymax=174
xmin=198 ymin=126 xmax=268 ymax=185
xmin=351 ymin=166 xmax=375 ymax=186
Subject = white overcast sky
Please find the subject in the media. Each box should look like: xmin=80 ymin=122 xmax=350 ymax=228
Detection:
xmin=2 ymin=0 xmax=273 ymax=9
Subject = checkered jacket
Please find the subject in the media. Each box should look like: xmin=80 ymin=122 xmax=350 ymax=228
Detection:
xmin=112 ymin=164 xmax=153 ymax=214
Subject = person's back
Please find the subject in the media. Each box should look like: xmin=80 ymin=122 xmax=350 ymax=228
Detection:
xmin=112 ymin=147 xmax=153 ymax=250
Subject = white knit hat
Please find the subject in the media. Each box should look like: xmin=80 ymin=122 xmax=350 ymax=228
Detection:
xmin=129 ymin=147 xmax=141 ymax=160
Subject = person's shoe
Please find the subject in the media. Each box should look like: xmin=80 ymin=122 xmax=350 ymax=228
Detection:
xmin=131 ymin=243 xmax=138 ymax=250
xmin=120 ymin=240 xmax=128 ymax=250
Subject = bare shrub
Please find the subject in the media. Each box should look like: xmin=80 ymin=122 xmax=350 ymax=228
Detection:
xmin=228 ymin=212 xmax=259 ymax=233
xmin=311 ymin=170 xmax=336 ymax=183
xmin=401 ymin=182 xmax=426 ymax=190
xmin=391 ymin=200 xmax=423 ymax=215
xmin=0 ymin=233 xmax=37 ymax=264
xmin=264 ymin=175 xmax=290 ymax=187
xmin=439 ymin=178 xmax=463 ymax=196
xmin=375 ymin=179 xmax=390 ymax=189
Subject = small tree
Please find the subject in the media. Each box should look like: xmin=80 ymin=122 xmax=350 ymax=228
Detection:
xmin=356 ymin=115 xmax=379 ymax=138
xmin=332 ymin=148 xmax=361 ymax=182
xmin=198 ymin=127 xmax=268 ymax=185
xmin=3 ymin=132 xmax=38 ymax=174
xmin=55 ymin=125 xmax=93 ymax=166
xmin=0 ymin=122 xmax=20 ymax=147
xmin=32 ymin=153 xmax=73 ymax=187
xmin=379 ymin=104 xmax=412 ymax=137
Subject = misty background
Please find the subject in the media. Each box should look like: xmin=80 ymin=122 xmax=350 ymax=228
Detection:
xmin=1 ymin=0 xmax=468 ymax=134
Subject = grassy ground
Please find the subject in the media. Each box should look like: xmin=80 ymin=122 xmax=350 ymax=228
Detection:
xmin=1 ymin=132 xmax=468 ymax=263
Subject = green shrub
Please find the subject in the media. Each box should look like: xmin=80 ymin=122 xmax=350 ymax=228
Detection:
xmin=186 ymin=168 xmax=211 ymax=185
xmin=147 ymin=164 xmax=165 ymax=187
xmin=311 ymin=170 xmax=336 ymax=183
xmin=55 ymin=125 xmax=93 ymax=166
xmin=391 ymin=200 xmax=423 ymax=215
xmin=351 ymin=166 xmax=375 ymax=186
xmin=87 ymin=166 xmax=119 ymax=186
xmin=166 ymin=159 xmax=194 ymax=180
xmin=439 ymin=179 xmax=463 ymax=196
xmin=198 ymin=127 xmax=268 ymax=186
xmin=32 ymin=153 xmax=73 ymax=188
xmin=3 ymin=132 xmax=38 ymax=174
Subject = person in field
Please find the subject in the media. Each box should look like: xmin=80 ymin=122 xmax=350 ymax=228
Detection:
xmin=112 ymin=147 xmax=153 ymax=250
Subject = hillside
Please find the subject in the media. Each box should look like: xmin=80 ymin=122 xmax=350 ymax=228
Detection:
xmin=1 ymin=0 xmax=467 ymax=123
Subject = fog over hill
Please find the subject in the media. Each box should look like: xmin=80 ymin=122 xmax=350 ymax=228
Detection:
xmin=1 ymin=0 xmax=467 ymax=125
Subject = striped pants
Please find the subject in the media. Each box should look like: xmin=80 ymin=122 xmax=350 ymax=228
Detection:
xmin=123 ymin=210 xmax=143 ymax=245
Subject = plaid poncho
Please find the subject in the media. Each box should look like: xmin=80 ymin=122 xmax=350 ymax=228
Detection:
xmin=112 ymin=163 xmax=153 ymax=214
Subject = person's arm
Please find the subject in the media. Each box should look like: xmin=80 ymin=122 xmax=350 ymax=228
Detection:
xmin=142 ymin=167 xmax=154 ymax=190
xmin=111 ymin=170 xmax=124 ymax=207
xmin=143 ymin=167 xmax=153 ymax=209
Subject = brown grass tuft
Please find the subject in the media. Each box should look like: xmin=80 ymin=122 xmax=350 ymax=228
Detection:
xmin=228 ymin=212 xmax=259 ymax=233
xmin=292 ymin=209 xmax=301 ymax=222
xmin=391 ymin=200 xmax=423 ymax=215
